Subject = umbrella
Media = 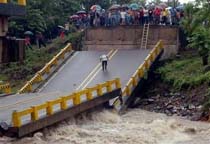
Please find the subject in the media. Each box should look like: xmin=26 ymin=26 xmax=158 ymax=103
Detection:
xmin=24 ymin=31 xmax=33 ymax=35
xmin=176 ymin=5 xmax=184 ymax=10
xmin=122 ymin=4 xmax=129 ymax=9
xmin=159 ymin=2 xmax=167 ymax=8
xmin=58 ymin=25 xmax=64 ymax=29
xmin=109 ymin=4 xmax=121 ymax=11
xmin=70 ymin=15 xmax=80 ymax=19
xmin=167 ymin=6 xmax=172 ymax=9
xmin=90 ymin=5 xmax=102 ymax=12
xmin=129 ymin=3 xmax=140 ymax=10
xmin=76 ymin=10 xmax=87 ymax=15
xmin=147 ymin=3 xmax=155 ymax=9
xmin=155 ymin=5 xmax=163 ymax=10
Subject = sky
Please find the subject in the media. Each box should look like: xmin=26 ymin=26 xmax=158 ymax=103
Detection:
xmin=158 ymin=0 xmax=194 ymax=4
xmin=177 ymin=0 xmax=194 ymax=4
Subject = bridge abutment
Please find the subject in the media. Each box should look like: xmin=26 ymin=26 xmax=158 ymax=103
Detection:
xmin=84 ymin=25 xmax=179 ymax=59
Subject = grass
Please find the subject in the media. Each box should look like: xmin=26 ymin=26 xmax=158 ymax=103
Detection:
xmin=157 ymin=52 xmax=210 ymax=90
xmin=0 ymin=31 xmax=83 ymax=93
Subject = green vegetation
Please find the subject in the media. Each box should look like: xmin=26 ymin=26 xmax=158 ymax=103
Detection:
xmin=157 ymin=53 xmax=210 ymax=90
xmin=0 ymin=32 xmax=83 ymax=92
xmin=181 ymin=1 xmax=210 ymax=66
xmin=9 ymin=0 xmax=132 ymax=38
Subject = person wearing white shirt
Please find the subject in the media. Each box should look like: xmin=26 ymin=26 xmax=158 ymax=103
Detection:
xmin=120 ymin=10 xmax=126 ymax=25
xmin=100 ymin=54 xmax=109 ymax=71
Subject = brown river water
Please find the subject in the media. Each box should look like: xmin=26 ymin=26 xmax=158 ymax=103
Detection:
xmin=0 ymin=109 xmax=210 ymax=144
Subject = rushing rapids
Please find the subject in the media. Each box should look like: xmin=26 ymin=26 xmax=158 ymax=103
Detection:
xmin=1 ymin=109 xmax=210 ymax=144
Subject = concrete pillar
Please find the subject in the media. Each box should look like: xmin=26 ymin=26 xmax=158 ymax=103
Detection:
xmin=3 ymin=17 xmax=8 ymax=34
xmin=0 ymin=17 xmax=3 ymax=36
xmin=0 ymin=39 xmax=2 ymax=63
xmin=18 ymin=0 xmax=26 ymax=6
xmin=0 ymin=0 xmax=7 ymax=3
xmin=0 ymin=17 xmax=8 ymax=37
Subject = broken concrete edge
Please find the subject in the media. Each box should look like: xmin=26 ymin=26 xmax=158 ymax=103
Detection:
xmin=3 ymin=88 xmax=121 ymax=138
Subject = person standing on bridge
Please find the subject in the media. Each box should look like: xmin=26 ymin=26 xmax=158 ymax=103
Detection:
xmin=100 ymin=54 xmax=109 ymax=71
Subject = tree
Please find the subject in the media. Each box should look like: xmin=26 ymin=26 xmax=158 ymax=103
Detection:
xmin=189 ymin=27 xmax=210 ymax=65
xmin=181 ymin=0 xmax=210 ymax=66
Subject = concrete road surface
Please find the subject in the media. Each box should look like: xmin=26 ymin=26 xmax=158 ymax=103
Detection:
xmin=0 ymin=49 xmax=151 ymax=125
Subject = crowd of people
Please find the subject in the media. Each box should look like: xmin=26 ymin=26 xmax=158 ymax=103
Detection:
xmin=70 ymin=4 xmax=185 ymax=29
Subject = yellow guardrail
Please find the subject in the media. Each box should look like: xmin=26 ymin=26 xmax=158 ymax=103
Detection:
xmin=122 ymin=40 xmax=163 ymax=96
xmin=114 ymin=40 xmax=164 ymax=106
xmin=18 ymin=43 xmax=72 ymax=94
xmin=12 ymin=78 xmax=121 ymax=127
xmin=0 ymin=0 xmax=26 ymax=5
xmin=0 ymin=83 xmax=11 ymax=94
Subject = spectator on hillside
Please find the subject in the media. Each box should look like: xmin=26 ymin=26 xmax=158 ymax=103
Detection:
xmin=154 ymin=8 xmax=161 ymax=25
xmin=36 ymin=32 xmax=46 ymax=48
xmin=148 ymin=9 xmax=153 ymax=24
xmin=120 ymin=9 xmax=126 ymax=25
xmin=60 ymin=30 xmax=65 ymax=40
xmin=139 ymin=9 xmax=144 ymax=25
xmin=25 ymin=36 xmax=32 ymax=49
xmin=170 ymin=8 xmax=177 ymax=25
xmin=143 ymin=7 xmax=149 ymax=24
xmin=162 ymin=8 xmax=169 ymax=25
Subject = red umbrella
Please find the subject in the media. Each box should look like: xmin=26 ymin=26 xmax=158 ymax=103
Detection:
xmin=90 ymin=5 xmax=102 ymax=11
xmin=155 ymin=5 xmax=163 ymax=10
xmin=70 ymin=15 xmax=80 ymax=20
xmin=159 ymin=3 xmax=167 ymax=9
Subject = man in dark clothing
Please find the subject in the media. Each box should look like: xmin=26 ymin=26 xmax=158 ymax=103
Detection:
xmin=36 ymin=32 xmax=46 ymax=48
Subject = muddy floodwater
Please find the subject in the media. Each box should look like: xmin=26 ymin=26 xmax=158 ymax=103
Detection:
xmin=1 ymin=109 xmax=210 ymax=144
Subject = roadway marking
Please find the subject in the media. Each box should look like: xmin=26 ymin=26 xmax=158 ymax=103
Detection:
xmin=38 ymin=52 xmax=79 ymax=92
xmin=81 ymin=49 xmax=118 ymax=89
xmin=0 ymin=50 xmax=118 ymax=110
xmin=76 ymin=50 xmax=114 ymax=90
xmin=0 ymin=50 xmax=114 ymax=110
xmin=0 ymin=52 xmax=79 ymax=110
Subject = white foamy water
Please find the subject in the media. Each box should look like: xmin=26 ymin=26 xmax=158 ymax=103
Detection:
xmin=1 ymin=109 xmax=210 ymax=144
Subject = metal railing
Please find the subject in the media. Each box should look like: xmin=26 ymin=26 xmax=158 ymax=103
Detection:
xmin=0 ymin=83 xmax=11 ymax=94
xmin=114 ymin=40 xmax=164 ymax=106
xmin=122 ymin=40 xmax=163 ymax=96
xmin=12 ymin=78 xmax=121 ymax=127
xmin=0 ymin=0 xmax=26 ymax=6
xmin=18 ymin=43 xmax=72 ymax=94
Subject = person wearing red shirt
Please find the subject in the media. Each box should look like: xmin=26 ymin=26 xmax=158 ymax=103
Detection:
xmin=139 ymin=9 xmax=144 ymax=25
xmin=25 ymin=36 xmax=32 ymax=49
xmin=154 ymin=8 xmax=161 ymax=25
xmin=60 ymin=31 xmax=65 ymax=40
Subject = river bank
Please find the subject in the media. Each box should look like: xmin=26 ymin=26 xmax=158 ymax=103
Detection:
xmin=132 ymin=49 xmax=210 ymax=121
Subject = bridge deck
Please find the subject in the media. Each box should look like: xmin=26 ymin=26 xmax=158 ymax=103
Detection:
xmin=0 ymin=49 xmax=150 ymax=126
